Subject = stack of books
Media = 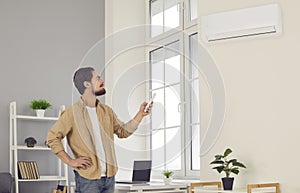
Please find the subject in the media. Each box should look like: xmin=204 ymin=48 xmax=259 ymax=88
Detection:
xmin=17 ymin=161 xmax=40 ymax=179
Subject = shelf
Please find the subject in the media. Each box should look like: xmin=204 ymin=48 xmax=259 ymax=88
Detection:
xmin=10 ymin=101 xmax=68 ymax=193
xmin=14 ymin=115 xmax=58 ymax=121
xmin=12 ymin=145 xmax=51 ymax=150
xmin=18 ymin=176 xmax=68 ymax=182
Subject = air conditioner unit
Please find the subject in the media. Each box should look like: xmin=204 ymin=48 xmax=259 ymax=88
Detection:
xmin=201 ymin=4 xmax=282 ymax=42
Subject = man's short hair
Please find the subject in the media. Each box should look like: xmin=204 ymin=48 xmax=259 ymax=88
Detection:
xmin=73 ymin=67 xmax=95 ymax=95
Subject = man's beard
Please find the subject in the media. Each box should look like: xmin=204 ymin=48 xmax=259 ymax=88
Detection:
xmin=95 ymin=88 xmax=106 ymax=96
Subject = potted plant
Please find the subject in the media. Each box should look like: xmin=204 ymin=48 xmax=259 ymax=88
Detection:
xmin=162 ymin=170 xmax=174 ymax=185
xmin=210 ymin=148 xmax=246 ymax=190
xmin=29 ymin=99 xmax=52 ymax=117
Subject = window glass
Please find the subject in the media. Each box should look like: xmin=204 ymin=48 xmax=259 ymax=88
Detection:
xmin=189 ymin=33 xmax=200 ymax=171
xmin=189 ymin=33 xmax=199 ymax=79
xmin=150 ymin=47 xmax=165 ymax=90
xmin=151 ymin=129 xmax=165 ymax=170
xmin=164 ymin=0 xmax=180 ymax=30
xmin=150 ymin=0 xmax=164 ymax=37
xmin=151 ymin=61 xmax=164 ymax=89
xmin=165 ymin=84 xmax=181 ymax=127
xmin=165 ymin=41 xmax=180 ymax=85
xmin=150 ymin=0 xmax=180 ymax=37
xmin=190 ymin=80 xmax=199 ymax=124
xmin=191 ymin=125 xmax=200 ymax=170
xmin=151 ymin=89 xmax=165 ymax=129
xmin=166 ymin=127 xmax=181 ymax=170
xmin=189 ymin=0 xmax=198 ymax=21
xmin=165 ymin=55 xmax=180 ymax=85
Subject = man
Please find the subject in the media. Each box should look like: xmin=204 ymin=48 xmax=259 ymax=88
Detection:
xmin=46 ymin=67 xmax=151 ymax=193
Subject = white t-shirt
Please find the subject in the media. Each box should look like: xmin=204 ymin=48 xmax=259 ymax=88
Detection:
xmin=86 ymin=106 xmax=107 ymax=176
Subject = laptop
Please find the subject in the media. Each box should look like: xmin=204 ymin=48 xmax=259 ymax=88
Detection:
xmin=116 ymin=160 xmax=152 ymax=184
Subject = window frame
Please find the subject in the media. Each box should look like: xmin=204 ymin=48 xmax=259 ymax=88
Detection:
xmin=146 ymin=0 xmax=197 ymax=42
xmin=146 ymin=32 xmax=185 ymax=178
xmin=146 ymin=0 xmax=183 ymax=42
xmin=184 ymin=0 xmax=198 ymax=28
xmin=145 ymin=0 xmax=200 ymax=179
xmin=184 ymin=25 xmax=200 ymax=177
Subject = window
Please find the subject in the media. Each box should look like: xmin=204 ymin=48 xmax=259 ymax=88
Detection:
xmin=147 ymin=0 xmax=199 ymax=178
xmin=150 ymin=0 xmax=181 ymax=37
xmin=188 ymin=0 xmax=198 ymax=21
xmin=150 ymin=39 xmax=183 ymax=173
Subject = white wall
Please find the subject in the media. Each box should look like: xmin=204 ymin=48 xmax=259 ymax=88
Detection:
xmin=106 ymin=0 xmax=300 ymax=192
xmin=105 ymin=0 xmax=148 ymax=180
xmin=0 ymin=0 xmax=105 ymax=192
xmin=198 ymin=1 xmax=300 ymax=192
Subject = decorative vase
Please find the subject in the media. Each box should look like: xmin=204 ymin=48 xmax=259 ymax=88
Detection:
xmin=222 ymin=177 xmax=234 ymax=190
xmin=164 ymin=177 xmax=172 ymax=185
xmin=35 ymin=109 xmax=45 ymax=117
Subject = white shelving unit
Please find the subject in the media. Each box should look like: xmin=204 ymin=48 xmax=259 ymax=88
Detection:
xmin=9 ymin=101 xmax=68 ymax=193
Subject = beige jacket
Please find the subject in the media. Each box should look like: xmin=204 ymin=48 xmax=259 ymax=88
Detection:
xmin=46 ymin=98 xmax=139 ymax=179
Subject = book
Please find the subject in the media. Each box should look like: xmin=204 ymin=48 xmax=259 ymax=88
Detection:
xmin=17 ymin=161 xmax=40 ymax=179
xmin=25 ymin=162 xmax=33 ymax=179
xmin=17 ymin=161 xmax=26 ymax=179
xmin=22 ymin=161 xmax=29 ymax=179
xmin=32 ymin=161 xmax=40 ymax=179
xmin=30 ymin=162 xmax=36 ymax=179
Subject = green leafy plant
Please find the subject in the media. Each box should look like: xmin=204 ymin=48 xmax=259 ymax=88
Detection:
xmin=29 ymin=99 xmax=52 ymax=110
xmin=162 ymin=170 xmax=174 ymax=178
xmin=210 ymin=148 xmax=246 ymax=178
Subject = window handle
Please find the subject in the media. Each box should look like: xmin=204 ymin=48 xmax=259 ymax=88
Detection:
xmin=178 ymin=102 xmax=185 ymax=112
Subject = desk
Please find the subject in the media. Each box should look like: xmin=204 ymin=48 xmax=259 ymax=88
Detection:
xmin=70 ymin=181 xmax=188 ymax=193
xmin=116 ymin=182 xmax=188 ymax=193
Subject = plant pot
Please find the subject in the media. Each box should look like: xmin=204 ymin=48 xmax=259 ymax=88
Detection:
xmin=163 ymin=177 xmax=172 ymax=185
xmin=35 ymin=109 xmax=45 ymax=117
xmin=222 ymin=177 xmax=234 ymax=190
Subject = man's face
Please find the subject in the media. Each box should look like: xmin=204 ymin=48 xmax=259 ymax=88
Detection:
xmin=90 ymin=71 xmax=106 ymax=96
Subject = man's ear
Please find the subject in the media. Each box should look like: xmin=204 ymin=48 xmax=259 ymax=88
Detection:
xmin=83 ymin=81 xmax=91 ymax=88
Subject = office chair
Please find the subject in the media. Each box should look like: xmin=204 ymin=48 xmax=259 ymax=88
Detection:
xmin=247 ymin=183 xmax=280 ymax=193
xmin=190 ymin=181 xmax=222 ymax=193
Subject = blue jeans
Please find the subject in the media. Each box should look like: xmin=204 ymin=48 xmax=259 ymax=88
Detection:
xmin=74 ymin=170 xmax=115 ymax=193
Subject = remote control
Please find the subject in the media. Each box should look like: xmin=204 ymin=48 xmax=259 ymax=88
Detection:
xmin=144 ymin=93 xmax=156 ymax=112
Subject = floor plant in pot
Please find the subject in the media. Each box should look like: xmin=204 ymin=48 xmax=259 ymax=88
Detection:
xmin=210 ymin=148 xmax=246 ymax=190
xmin=29 ymin=99 xmax=52 ymax=117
